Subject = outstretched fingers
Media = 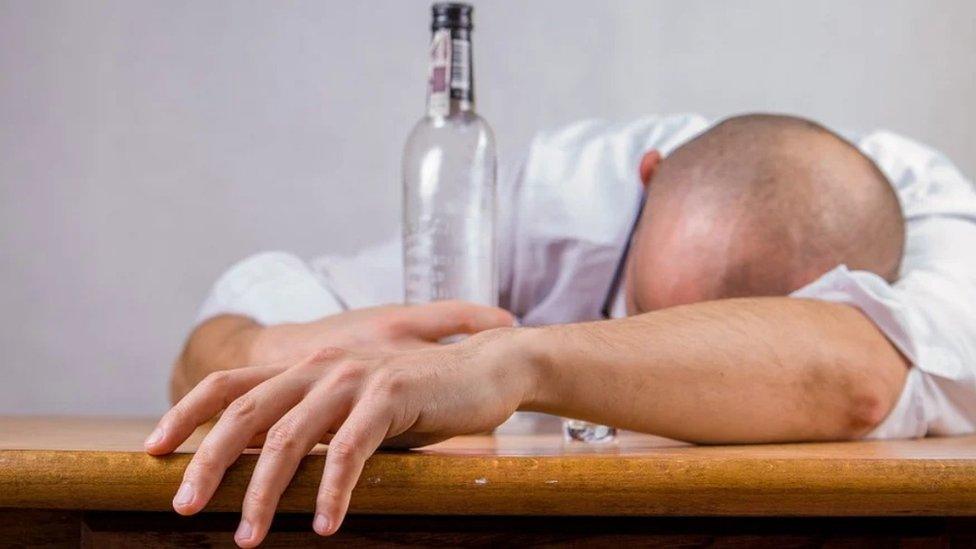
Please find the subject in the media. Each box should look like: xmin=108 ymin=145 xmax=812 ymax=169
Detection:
xmin=149 ymin=347 xmax=416 ymax=544
xmin=313 ymin=398 xmax=395 ymax=536
xmin=172 ymin=370 xmax=312 ymax=516
xmin=233 ymin=384 xmax=354 ymax=547
xmin=145 ymin=364 xmax=285 ymax=456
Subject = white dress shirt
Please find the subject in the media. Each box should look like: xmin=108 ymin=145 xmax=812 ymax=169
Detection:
xmin=197 ymin=114 xmax=976 ymax=440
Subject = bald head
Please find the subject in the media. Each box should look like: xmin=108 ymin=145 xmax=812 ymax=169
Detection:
xmin=624 ymin=113 xmax=904 ymax=313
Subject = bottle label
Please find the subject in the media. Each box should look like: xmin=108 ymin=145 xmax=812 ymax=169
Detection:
xmin=427 ymin=29 xmax=451 ymax=117
xmin=427 ymin=29 xmax=472 ymax=117
xmin=449 ymin=38 xmax=470 ymax=95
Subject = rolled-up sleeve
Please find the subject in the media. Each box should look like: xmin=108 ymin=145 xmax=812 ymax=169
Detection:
xmin=196 ymin=252 xmax=345 ymax=326
xmin=791 ymin=129 xmax=976 ymax=439
xmin=196 ymin=238 xmax=403 ymax=327
xmin=793 ymin=254 xmax=976 ymax=439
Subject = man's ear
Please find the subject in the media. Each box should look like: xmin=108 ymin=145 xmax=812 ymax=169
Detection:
xmin=638 ymin=149 xmax=662 ymax=189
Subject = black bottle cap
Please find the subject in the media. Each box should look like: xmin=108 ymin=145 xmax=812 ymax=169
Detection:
xmin=431 ymin=3 xmax=473 ymax=31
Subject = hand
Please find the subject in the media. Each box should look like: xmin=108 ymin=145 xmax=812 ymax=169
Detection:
xmin=170 ymin=300 xmax=514 ymax=402
xmin=249 ymin=300 xmax=516 ymax=364
xmin=145 ymin=327 xmax=534 ymax=547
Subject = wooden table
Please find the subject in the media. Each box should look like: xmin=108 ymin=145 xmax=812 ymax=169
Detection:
xmin=2 ymin=416 xmax=976 ymax=546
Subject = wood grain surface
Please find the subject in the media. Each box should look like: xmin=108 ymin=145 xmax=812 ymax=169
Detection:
xmin=2 ymin=416 xmax=976 ymax=517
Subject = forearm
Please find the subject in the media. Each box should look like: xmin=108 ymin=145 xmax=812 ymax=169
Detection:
xmin=170 ymin=314 xmax=262 ymax=403
xmin=516 ymin=297 xmax=908 ymax=443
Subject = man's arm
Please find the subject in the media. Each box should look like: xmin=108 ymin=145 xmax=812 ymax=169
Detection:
xmin=170 ymin=302 xmax=516 ymax=403
xmin=173 ymin=240 xmax=512 ymax=403
xmin=148 ymin=295 xmax=910 ymax=545
xmin=518 ymin=297 xmax=908 ymax=443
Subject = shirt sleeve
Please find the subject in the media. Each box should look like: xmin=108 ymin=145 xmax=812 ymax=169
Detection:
xmin=196 ymin=238 xmax=403 ymax=326
xmin=791 ymin=132 xmax=976 ymax=440
xmin=793 ymin=255 xmax=976 ymax=439
xmin=196 ymin=251 xmax=346 ymax=326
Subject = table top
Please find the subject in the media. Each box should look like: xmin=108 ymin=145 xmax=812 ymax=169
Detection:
xmin=2 ymin=416 xmax=976 ymax=516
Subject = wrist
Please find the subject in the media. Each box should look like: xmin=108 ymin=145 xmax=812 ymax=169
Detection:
xmin=233 ymin=320 xmax=264 ymax=366
xmin=247 ymin=322 xmax=281 ymax=365
xmin=176 ymin=314 xmax=262 ymax=400
xmin=476 ymin=325 xmax=553 ymax=411
xmin=201 ymin=314 xmax=263 ymax=368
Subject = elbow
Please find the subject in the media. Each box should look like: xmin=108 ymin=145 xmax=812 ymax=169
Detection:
xmin=834 ymin=363 xmax=905 ymax=439
xmin=839 ymin=388 xmax=891 ymax=439
xmin=826 ymin=304 xmax=910 ymax=439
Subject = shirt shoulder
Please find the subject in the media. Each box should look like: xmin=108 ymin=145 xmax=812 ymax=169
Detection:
xmin=524 ymin=114 xmax=711 ymax=185
xmin=507 ymin=114 xmax=710 ymax=324
xmin=855 ymin=130 xmax=976 ymax=220
xmin=517 ymin=113 xmax=711 ymax=236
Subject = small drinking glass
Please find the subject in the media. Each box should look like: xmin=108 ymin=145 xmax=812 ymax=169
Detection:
xmin=562 ymin=419 xmax=617 ymax=443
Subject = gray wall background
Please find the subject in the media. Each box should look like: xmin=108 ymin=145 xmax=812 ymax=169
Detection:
xmin=2 ymin=0 xmax=974 ymax=415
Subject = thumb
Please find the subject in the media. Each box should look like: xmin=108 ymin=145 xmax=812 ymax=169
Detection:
xmin=395 ymin=300 xmax=515 ymax=341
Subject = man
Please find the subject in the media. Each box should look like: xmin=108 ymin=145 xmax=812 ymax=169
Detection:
xmin=146 ymin=113 xmax=976 ymax=547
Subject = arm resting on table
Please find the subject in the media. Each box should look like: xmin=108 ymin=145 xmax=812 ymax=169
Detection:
xmin=516 ymin=297 xmax=909 ymax=443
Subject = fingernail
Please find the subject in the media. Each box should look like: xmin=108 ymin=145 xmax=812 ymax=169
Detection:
xmin=235 ymin=518 xmax=254 ymax=542
xmin=144 ymin=427 xmax=164 ymax=448
xmin=173 ymin=481 xmax=194 ymax=507
xmin=313 ymin=513 xmax=330 ymax=535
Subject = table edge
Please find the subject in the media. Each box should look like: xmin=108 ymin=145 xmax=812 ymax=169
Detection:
xmin=3 ymin=448 xmax=976 ymax=516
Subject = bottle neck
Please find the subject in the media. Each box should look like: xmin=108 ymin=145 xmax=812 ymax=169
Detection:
xmin=426 ymin=27 xmax=474 ymax=118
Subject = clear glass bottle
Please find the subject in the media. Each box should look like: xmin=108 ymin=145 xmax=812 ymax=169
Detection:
xmin=402 ymin=3 xmax=496 ymax=308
